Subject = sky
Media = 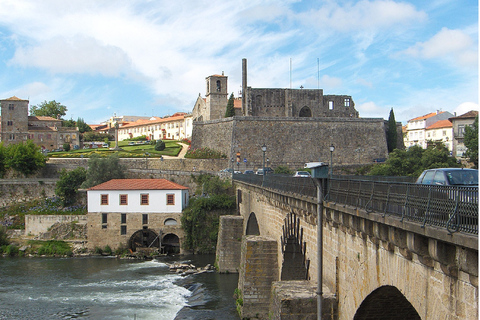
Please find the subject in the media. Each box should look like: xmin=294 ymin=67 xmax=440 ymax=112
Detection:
xmin=0 ymin=0 xmax=477 ymax=124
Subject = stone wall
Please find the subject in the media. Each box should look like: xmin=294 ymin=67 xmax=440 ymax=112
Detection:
xmin=215 ymin=215 xmax=243 ymax=273
xmin=0 ymin=179 xmax=56 ymax=207
xmin=25 ymin=214 xmax=87 ymax=236
xmin=192 ymin=117 xmax=390 ymax=171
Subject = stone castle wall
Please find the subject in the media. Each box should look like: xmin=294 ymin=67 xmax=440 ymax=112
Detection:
xmin=25 ymin=214 xmax=87 ymax=236
xmin=192 ymin=116 xmax=391 ymax=170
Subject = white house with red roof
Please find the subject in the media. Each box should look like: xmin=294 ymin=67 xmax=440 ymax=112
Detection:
xmin=87 ymin=179 xmax=189 ymax=253
xmin=404 ymin=111 xmax=454 ymax=149
xmin=425 ymin=119 xmax=453 ymax=152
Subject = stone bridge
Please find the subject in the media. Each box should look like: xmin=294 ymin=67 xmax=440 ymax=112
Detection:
xmin=216 ymin=177 xmax=478 ymax=319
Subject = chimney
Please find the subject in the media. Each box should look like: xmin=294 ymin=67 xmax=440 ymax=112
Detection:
xmin=242 ymin=58 xmax=247 ymax=114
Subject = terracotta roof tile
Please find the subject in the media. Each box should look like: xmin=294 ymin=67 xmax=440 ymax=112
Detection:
xmin=28 ymin=116 xmax=62 ymax=121
xmin=449 ymin=110 xmax=478 ymax=120
xmin=3 ymin=96 xmax=28 ymax=101
xmin=426 ymin=119 xmax=452 ymax=130
xmin=234 ymin=98 xmax=242 ymax=109
xmin=88 ymin=179 xmax=189 ymax=191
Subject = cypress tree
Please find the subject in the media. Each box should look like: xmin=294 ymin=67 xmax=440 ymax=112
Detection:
xmin=225 ymin=93 xmax=235 ymax=117
xmin=387 ymin=108 xmax=398 ymax=153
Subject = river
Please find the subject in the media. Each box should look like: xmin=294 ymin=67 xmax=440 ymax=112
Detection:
xmin=0 ymin=255 xmax=239 ymax=320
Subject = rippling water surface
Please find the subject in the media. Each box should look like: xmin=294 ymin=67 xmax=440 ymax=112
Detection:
xmin=0 ymin=255 xmax=239 ymax=320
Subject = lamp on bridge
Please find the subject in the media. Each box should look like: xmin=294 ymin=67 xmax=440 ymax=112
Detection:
xmin=329 ymin=144 xmax=335 ymax=176
xmin=261 ymin=144 xmax=267 ymax=185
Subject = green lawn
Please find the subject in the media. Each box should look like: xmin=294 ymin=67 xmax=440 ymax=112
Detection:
xmin=48 ymin=140 xmax=183 ymax=158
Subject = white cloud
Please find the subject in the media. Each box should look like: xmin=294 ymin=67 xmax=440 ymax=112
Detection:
xmin=453 ymin=102 xmax=479 ymax=117
xmin=402 ymin=27 xmax=478 ymax=68
xmin=356 ymin=101 xmax=385 ymax=118
xmin=9 ymin=36 xmax=133 ymax=77
xmin=298 ymin=0 xmax=427 ymax=32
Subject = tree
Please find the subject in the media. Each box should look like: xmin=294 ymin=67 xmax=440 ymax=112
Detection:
xmin=63 ymin=143 xmax=71 ymax=152
xmin=62 ymin=119 xmax=76 ymax=127
xmin=369 ymin=143 xmax=459 ymax=177
xmin=387 ymin=108 xmax=397 ymax=153
xmin=5 ymin=140 xmax=47 ymax=176
xmin=155 ymin=140 xmax=166 ymax=151
xmin=29 ymin=100 xmax=67 ymax=119
xmin=225 ymin=93 xmax=235 ymax=117
xmin=77 ymin=117 xmax=92 ymax=133
xmin=55 ymin=167 xmax=87 ymax=206
xmin=0 ymin=143 xmax=7 ymax=178
xmin=464 ymin=115 xmax=478 ymax=168
xmin=81 ymin=154 xmax=126 ymax=188
xmin=83 ymin=131 xmax=112 ymax=142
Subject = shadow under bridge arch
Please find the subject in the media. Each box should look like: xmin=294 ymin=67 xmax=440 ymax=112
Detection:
xmin=354 ymin=285 xmax=420 ymax=320
xmin=281 ymin=212 xmax=309 ymax=280
xmin=129 ymin=228 xmax=160 ymax=252
xmin=162 ymin=233 xmax=180 ymax=254
xmin=246 ymin=212 xmax=260 ymax=235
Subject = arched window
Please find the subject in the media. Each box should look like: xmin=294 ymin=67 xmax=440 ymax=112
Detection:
xmin=216 ymin=80 xmax=221 ymax=92
xmin=164 ymin=218 xmax=178 ymax=226
xmin=299 ymin=106 xmax=312 ymax=117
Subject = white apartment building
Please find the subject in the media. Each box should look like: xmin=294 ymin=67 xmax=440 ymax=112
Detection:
xmin=117 ymin=113 xmax=193 ymax=141
xmin=424 ymin=119 xmax=453 ymax=152
xmin=404 ymin=111 xmax=454 ymax=149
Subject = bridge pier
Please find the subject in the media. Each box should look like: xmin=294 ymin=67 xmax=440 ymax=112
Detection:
xmin=215 ymin=215 xmax=243 ymax=273
xmin=238 ymin=235 xmax=278 ymax=319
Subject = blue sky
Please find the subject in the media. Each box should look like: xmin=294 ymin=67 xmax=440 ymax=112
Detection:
xmin=0 ymin=0 xmax=477 ymax=124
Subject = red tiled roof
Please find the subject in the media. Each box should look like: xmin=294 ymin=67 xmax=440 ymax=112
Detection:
xmin=449 ymin=110 xmax=478 ymax=120
xmin=409 ymin=111 xmax=446 ymax=122
xmin=119 ymin=115 xmax=186 ymax=129
xmin=3 ymin=96 xmax=27 ymax=101
xmin=426 ymin=119 xmax=452 ymax=130
xmin=88 ymin=179 xmax=189 ymax=191
xmin=28 ymin=116 xmax=61 ymax=121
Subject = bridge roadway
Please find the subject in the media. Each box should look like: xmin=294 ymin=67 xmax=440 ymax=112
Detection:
xmin=215 ymin=175 xmax=478 ymax=319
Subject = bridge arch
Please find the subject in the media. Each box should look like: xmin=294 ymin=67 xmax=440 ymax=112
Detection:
xmin=245 ymin=212 xmax=260 ymax=235
xmin=354 ymin=285 xmax=420 ymax=320
xmin=128 ymin=228 xmax=160 ymax=251
xmin=281 ymin=212 xmax=309 ymax=280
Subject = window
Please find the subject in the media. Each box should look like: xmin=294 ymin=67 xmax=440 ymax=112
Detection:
xmin=141 ymin=194 xmax=149 ymax=205
xmin=7 ymin=121 xmax=13 ymax=126
xmin=344 ymin=98 xmax=350 ymax=107
xmin=9 ymin=134 xmax=14 ymax=140
xmin=167 ymin=194 xmax=175 ymax=205
xmin=328 ymin=101 xmax=334 ymax=110
xmin=442 ymin=130 xmax=447 ymax=136
xmin=121 ymin=213 xmax=126 ymax=224
xmin=458 ymin=125 xmax=465 ymax=137
xmin=101 ymin=194 xmax=109 ymax=205
xmin=121 ymin=225 xmax=127 ymax=235
xmin=142 ymin=214 xmax=148 ymax=225
xmin=102 ymin=213 xmax=108 ymax=224
xmin=8 ymin=104 xmax=14 ymax=110
xmin=216 ymin=80 xmax=221 ymax=92
xmin=47 ymin=134 xmax=52 ymax=140
xmin=120 ymin=194 xmax=128 ymax=205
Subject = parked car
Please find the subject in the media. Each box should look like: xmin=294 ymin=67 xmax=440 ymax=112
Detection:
xmin=293 ymin=171 xmax=311 ymax=178
xmin=102 ymin=143 xmax=109 ymax=148
xmin=244 ymin=170 xmax=255 ymax=175
xmin=416 ymin=168 xmax=478 ymax=186
xmin=220 ymin=168 xmax=233 ymax=173
xmin=256 ymin=167 xmax=274 ymax=175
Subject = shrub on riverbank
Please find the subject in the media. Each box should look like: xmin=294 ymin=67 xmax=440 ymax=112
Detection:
xmin=33 ymin=240 xmax=73 ymax=256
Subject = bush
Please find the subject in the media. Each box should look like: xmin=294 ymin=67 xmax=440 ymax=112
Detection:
xmin=185 ymin=147 xmax=226 ymax=159
xmin=274 ymin=165 xmax=293 ymax=175
xmin=37 ymin=240 xmax=73 ymax=256
xmin=155 ymin=140 xmax=166 ymax=151
xmin=103 ymin=245 xmax=112 ymax=255
xmin=63 ymin=143 xmax=71 ymax=152
xmin=4 ymin=244 xmax=19 ymax=256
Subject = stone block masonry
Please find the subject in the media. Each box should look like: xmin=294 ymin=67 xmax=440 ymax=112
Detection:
xmin=25 ymin=214 xmax=87 ymax=236
xmin=216 ymin=215 xmax=243 ymax=273
xmin=192 ymin=116 xmax=390 ymax=170
xmin=238 ymin=235 xmax=278 ymax=319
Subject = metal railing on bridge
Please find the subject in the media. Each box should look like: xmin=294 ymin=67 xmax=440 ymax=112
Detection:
xmin=233 ymin=173 xmax=478 ymax=235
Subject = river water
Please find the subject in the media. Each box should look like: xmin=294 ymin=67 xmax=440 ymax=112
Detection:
xmin=0 ymin=255 xmax=239 ymax=320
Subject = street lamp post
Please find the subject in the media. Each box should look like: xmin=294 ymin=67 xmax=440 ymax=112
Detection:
xmin=329 ymin=144 xmax=335 ymax=176
xmin=261 ymin=144 xmax=267 ymax=185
